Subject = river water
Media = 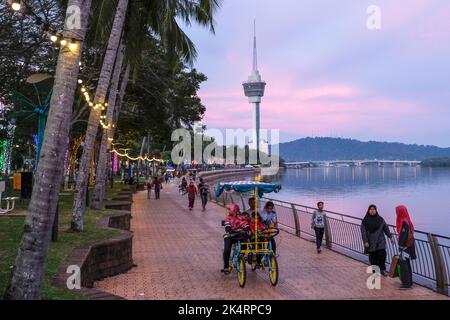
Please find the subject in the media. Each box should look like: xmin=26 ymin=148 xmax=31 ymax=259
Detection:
xmin=266 ymin=166 xmax=450 ymax=236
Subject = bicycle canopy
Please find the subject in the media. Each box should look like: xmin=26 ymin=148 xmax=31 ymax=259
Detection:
xmin=215 ymin=181 xmax=282 ymax=198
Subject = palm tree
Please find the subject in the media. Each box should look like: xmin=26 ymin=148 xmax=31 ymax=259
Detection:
xmin=90 ymin=40 xmax=126 ymax=209
xmin=77 ymin=0 xmax=221 ymax=219
xmin=71 ymin=0 xmax=129 ymax=231
xmin=4 ymin=0 xmax=93 ymax=300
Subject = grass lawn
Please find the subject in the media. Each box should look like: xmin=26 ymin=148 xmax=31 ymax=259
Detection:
xmin=0 ymin=181 xmax=128 ymax=299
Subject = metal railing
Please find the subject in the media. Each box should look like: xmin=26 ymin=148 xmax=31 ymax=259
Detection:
xmin=207 ymin=177 xmax=449 ymax=296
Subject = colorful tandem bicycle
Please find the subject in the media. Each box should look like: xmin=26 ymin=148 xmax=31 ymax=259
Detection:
xmin=216 ymin=180 xmax=282 ymax=288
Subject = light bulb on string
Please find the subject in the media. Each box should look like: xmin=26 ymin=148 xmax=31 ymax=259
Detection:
xmin=60 ymin=39 xmax=67 ymax=46
xmin=50 ymin=35 xmax=58 ymax=43
xmin=11 ymin=0 xmax=21 ymax=11
xmin=69 ymin=40 xmax=77 ymax=51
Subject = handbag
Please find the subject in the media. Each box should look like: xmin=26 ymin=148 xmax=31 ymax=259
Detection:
xmin=388 ymin=255 xmax=400 ymax=278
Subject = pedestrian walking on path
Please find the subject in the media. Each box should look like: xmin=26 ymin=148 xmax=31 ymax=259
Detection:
xmin=179 ymin=177 xmax=188 ymax=194
xmin=361 ymin=204 xmax=395 ymax=276
xmin=198 ymin=178 xmax=210 ymax=211
xmin=153 ymin=177 xmax=162 ymax=200
xmin=311 ymin=201 xmax=327 ymax=253
xmin=146 ymin=177 xmax=153 ymax=199
xmin=164 ymin=172 xmax=170 ymax=184
xmin=396 ymin=205 xmax=417 ymax=290
xmin=184 ymin=180 xmax=197 ymax=211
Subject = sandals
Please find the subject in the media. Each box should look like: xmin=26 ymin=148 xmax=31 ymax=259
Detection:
xmin=221 ymin=268 xmax=231 ymax=275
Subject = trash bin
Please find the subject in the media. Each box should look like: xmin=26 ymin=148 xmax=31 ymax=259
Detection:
xmin=13 ymin=173 xmax=21 ymax=190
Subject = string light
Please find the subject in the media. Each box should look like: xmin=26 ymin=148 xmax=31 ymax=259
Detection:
xmin=9 ymin=0 xmax=70 ymax=51
xmin=111 ymin=149 xmax=165 ymax=163
xmin=78 ymin=82 xmax=111 ymax=129
xmin=11 ymin=0 xmax=21 ymax=11
xmin=68 ymin=40 xmax=78 ymax=51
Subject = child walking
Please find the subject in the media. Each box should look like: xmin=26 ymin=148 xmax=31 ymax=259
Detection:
xmin=311 ymin=201 xmax=327 ymax=253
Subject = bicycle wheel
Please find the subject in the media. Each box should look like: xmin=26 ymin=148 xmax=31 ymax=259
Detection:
xmin=268 ymin=254 xmax=279 ymax=286
xmin=237 ymin=256 xmax=247 ymax=288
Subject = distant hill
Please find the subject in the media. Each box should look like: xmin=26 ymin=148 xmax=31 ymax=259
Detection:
xmin=278 ymin=137 xmax=450 ymax=161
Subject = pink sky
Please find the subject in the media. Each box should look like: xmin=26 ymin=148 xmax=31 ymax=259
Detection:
xmin=185 ymin=0 xmax=450 ymax=147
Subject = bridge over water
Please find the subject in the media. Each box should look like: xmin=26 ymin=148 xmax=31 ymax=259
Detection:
xmin=285 ymin=160 xmax=422 ymax=168
xmin=94 ymin=177 xmax=448 ymax=300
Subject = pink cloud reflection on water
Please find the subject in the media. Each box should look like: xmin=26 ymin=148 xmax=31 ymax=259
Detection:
xmin=268 ymin=166 xmax=450 ymax=236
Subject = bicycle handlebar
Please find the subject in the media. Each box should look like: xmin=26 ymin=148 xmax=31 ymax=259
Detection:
xmin=258 ymin=228 xmax=280 ymax=238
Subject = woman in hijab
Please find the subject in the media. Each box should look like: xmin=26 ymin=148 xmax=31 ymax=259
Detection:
xmin=396 ymin=205 xmax=416 ymax=290
xmin=361 ymin=204 xmax=395 ymax=276
xmin=222 ymin=204 xmax=250 ymax=274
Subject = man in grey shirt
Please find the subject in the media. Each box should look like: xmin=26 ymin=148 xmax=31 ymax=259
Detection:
xmin=244 ymin=197 xmax=262 ymax=219
xmin=311 ymin=201 xmax=327 ymax=253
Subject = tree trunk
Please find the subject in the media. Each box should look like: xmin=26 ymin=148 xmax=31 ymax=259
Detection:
xmin=4 ymin=0 xmax=92 ymax=300
xmin=109 ymin=64 xmax=131 ymax=189
xmin=113 ymin=64 xmax=131 ymax=126
xmin=71 ymin=0 xmax=129 ymax=230
xmin=91 ymin=40 xmax=125 ymax=209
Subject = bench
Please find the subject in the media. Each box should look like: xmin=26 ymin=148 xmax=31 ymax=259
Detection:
xmin=0 ymin=181 xmax=20 ymax=214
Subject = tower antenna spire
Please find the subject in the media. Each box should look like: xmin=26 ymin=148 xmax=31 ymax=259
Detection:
xmin=253 ymin=18 xmax=258 ymax=72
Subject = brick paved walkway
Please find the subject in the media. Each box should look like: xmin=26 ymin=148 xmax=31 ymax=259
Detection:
xmin=95 ymin=182 xmax=448 ymax=300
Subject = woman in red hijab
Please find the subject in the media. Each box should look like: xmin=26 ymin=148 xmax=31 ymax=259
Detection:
xmin=221 ymin=204 xmax=250 ymax=274
xmin=396 ymin=205 xmax=417 ymax=290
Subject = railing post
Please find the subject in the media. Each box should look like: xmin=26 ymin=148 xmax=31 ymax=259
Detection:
xmin=324 ymin=217 xmax=333 ymax=249
xmin=427 ymin=233 xmax=448 ymax=295
xmin=240 ymin=194 xmax=246 ymax=212
xmin=222 ymin=192 xmax=227 ymax=207
xmin=291 ymin=204 xmax=301 ymax=238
